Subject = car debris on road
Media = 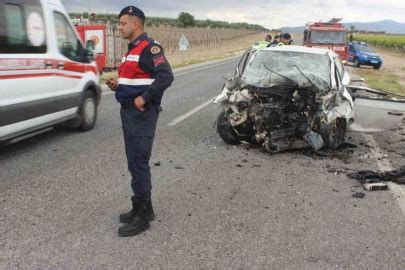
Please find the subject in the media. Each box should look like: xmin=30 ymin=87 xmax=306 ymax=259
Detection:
xmin=348 ymin=165 xmax=405 ymax=191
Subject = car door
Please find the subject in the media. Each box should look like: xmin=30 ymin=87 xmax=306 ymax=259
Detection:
xmin=334 ymin=56 xmax=350 ymax=86
xmin=346 ymin=85 xmax=405 ymax=132
xmin=348 ymin=45 xmax=355 ymax=63
xmin=50 ymin=7 xmax=86 ymax=97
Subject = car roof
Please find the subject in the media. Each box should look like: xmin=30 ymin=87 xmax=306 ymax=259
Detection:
xmin=262 ymin=45 xmax=335 ymax=56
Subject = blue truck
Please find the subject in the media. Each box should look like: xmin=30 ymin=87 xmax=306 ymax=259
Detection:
xmin=348 ymin=41 xmax=383 ymax=69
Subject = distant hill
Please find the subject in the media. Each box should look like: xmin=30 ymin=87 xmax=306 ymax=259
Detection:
xmin=281 ymin=20 xmax=405 ymax=34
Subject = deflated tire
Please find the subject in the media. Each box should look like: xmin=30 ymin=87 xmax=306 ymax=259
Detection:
xmin=217 ymin=111 xmax=241 ymax=145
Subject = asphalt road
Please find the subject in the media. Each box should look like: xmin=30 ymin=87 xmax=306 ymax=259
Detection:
xmin=1 ymin=57 xmax=404 ymax=269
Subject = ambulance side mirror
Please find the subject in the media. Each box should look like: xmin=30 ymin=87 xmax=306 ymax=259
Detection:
xmin=82 ymin=49 xmax=96 ymax=63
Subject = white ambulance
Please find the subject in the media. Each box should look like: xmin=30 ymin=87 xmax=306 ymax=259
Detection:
xmin=0 ymin=0 xmax=101 ymax=144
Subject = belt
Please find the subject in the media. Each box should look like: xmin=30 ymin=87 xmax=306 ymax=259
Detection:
xmin=120 ymin=101 xmax=162 ymax=111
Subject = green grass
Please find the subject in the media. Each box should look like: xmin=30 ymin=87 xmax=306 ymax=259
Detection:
xmin=353 ymin=34 xmax=405 ymax=48
xmin=356 ymin=69 xmax=405 ymax=96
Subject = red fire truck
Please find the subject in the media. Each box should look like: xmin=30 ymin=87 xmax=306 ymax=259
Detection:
xmin=75 ymin=24 xmax=107 ymax=72
xmin=303 ymin=20 xmax=348 ymax=63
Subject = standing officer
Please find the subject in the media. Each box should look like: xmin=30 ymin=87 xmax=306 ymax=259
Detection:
xmin=106 ymin=5 xmax=174 ymax=237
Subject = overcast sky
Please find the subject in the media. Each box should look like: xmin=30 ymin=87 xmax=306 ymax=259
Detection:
xmin=63 ymin=0 xmax=405 ymax=29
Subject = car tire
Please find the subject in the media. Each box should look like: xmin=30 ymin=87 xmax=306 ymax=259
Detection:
xmin=373 ymin=65 xmax=381 ymax=69
xmin=354 ymin=58 xmax=360 ymax=68
xmin=217 ymin=111 xmax=241 ymax=145
xmin=320 ymin=118 xmax=347 ymax=150
xmin=78 ymin=91 xmax=97 ymax=131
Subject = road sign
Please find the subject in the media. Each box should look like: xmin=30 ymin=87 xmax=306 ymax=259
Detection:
xmin=179 ymin=34 xmax=189 ymax=51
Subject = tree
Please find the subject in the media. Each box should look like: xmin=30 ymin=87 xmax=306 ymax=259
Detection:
xmin=350 ymin=25 xmax=356 ymax=33
xmin=82 ymin=12 xmax=89 ymax=19
xmin=178 ymin=12 xmax=195 ymax=27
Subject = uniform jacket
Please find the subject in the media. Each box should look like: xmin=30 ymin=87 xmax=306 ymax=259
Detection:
xmin=116 ymin=32 xmax=174 ymax=105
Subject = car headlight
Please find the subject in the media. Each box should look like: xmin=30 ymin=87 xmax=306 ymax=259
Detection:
xmin=361 ymin=54 xmax=368 ymax=58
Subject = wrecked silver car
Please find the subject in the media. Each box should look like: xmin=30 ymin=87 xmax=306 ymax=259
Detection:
xmin=214 ymin=46 xmax=405 ymax=153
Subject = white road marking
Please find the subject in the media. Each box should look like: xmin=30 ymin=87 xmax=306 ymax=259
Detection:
xmin=167 ymin=99 xmax=214 ymax=126
xmin=363 ymin=133 xmax=405 ymax=215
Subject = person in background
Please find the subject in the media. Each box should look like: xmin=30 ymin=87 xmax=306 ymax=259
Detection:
xmin=270 ymin=34 xmax=280 ymax=46
xmin=278 ymin=32 xmax=292 ymax=46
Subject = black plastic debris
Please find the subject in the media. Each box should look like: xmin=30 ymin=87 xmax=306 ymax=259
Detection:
xmin=347 ymin=166 xmax=405 ymax=184
xmin=154 ymin=162 xmax=161 ymax=166
xmin=352 ymin=192 xmax=365 ymax=199
xmin=348 ymin=166 xmax=405 ymax=191
xmin=175 ymin=166 xmax=185 ymax=170
xmin=236 ymin=164 xmax=243 ymax=168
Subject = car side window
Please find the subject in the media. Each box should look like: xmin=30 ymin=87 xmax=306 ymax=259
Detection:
xmin=334 ymin=56 xmax=344 ymax=79
xmin=0 ymin=0 xmax=47 ymax=54
xmin=54 ymin=12 xmax=84 ymax=62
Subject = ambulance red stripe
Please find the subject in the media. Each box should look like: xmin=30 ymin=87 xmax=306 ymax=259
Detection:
xmin=0 ymin=58 xmax=98 ymax=74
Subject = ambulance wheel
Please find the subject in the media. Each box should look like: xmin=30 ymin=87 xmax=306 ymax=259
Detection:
xmin=78 ymin=91 xmax=97 ymax=131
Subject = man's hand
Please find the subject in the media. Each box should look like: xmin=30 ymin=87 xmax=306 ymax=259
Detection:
xmin=106 ymin=78 xmax=118 ymax=91
xmin=134 ymin=96 xmax=146 ymax=112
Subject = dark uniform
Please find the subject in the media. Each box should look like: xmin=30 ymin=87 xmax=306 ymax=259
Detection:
xmin=118 ymin=32 xmax=173 ymax=200
xmin=116 ymin=6 xmax=174 ymax=237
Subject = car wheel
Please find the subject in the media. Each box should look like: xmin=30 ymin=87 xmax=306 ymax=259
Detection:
xmin=320 ymin=118 xmax=347 ymax=150
xmin=217 ymin=111 xmax=241 ymax=145
xmin=354 ymin=58 xmax=360 ymax=68
xmin=78 ymin=91 xmax=97 ymax=131
xmin=373 ymin=65 xmax=381 ymax=69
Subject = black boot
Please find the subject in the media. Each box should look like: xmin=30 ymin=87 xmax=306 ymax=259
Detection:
xmin=119 ymin=198 xmax=155 ymax=223
xmin=118 ymin=201 xmax=151 ymax=237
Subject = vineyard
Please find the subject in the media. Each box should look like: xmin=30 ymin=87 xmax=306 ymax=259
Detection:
xmin=105 ymin=25 xmax=262 ymax=69
xmin=353 ymin=34 xmax=405 ymax=53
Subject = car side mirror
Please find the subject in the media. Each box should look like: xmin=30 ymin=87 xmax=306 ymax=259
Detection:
xmin=224 ymin=76 xmax=240 ymax=90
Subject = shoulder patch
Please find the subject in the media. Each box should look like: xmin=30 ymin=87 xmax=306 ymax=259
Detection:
xmin=151 ymin=46 xmax=161 ymax=55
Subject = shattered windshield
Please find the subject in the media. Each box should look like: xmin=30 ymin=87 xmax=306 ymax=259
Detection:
xmin=241 ymin=50 xmax=331 ymax=91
